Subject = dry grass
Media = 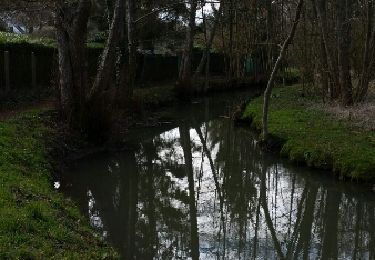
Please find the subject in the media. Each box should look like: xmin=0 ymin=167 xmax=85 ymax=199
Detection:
xmin=319 ymin=86 xmax=375 ymax=131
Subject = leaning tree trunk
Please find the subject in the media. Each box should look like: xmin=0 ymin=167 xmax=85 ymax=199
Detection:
xmin=89 ymin=0 xmax=126 ymax=99
xmin=194 ymin=1 xmax=223 ymax=78
xmin=262 ymin=0 xmax=304 ymax=141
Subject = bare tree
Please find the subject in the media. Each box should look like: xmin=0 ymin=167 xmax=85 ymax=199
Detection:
xmin=262 ymin=0 xmax=304 ymax=141
xmin=56 ymin=0 xmax=126 ymax=135
xmin=336 ymin=0 xmax=354 ymax=106
xmin=177 ymin=0 xmax=198 ymax=96
xmin=357 ymin=0 xmax=375 ymax=102
xmin=194 ymin=1 xmax=223 ymax=78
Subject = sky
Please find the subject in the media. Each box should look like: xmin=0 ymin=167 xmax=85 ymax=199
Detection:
xmin=196 ymin=2 xmax=221 ymax=23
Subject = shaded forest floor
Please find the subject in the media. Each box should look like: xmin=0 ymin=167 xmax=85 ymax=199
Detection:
xmin=243 ymin=84 xmax=375 ymax=181
xmin=0 ymin=99 xmax=56 ymax=121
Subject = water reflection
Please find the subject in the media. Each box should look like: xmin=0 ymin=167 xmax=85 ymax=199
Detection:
xmin=62 ymin=95 xmax=375 ymax=260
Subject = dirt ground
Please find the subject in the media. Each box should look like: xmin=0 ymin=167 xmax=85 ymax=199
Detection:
xmin=0 ymin=99 xmax=56 ymax=121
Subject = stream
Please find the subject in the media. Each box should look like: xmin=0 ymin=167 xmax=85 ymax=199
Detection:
xmin=61 ymin=90 xmax=375 ymax=260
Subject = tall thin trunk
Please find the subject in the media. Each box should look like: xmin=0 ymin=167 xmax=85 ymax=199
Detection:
xmin=126 ymin=0 xmax=135 ymax=99
xmin=336 ymin=0 xmax=354 ymax=106
xmin=310 ymin=0 xmax=328 ymax=98
xmin=194 ymin=1 xmax=222 ymax=78
xmin=266 ymin=0 xmax=273 ymax=73
xmin=106 ymin=0 xmax=114 ymax=29
xmin=262 ymin=0 xmax=304 ymax=141
xmin=178 ymin=0 xmax=198 ymax=95
xmin=315 ymin=0 xmax=340 ymax=99
xmin=229 ymin=0 xmax=234 ymax=80
xmin=357 ymin=0 xmax=374 ymax=102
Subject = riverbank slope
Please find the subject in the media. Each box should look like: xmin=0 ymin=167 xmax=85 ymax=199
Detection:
xmin=0 ymin=110 xmax=118 ymax=258
xmin=242 ymin=84 xmax=375 ymax=180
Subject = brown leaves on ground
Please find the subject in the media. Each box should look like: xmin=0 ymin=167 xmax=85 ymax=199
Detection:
xmin=319 ymin=87 xmax=375 ymax=131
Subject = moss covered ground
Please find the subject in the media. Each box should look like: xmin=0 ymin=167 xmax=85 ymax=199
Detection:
xmin=0 ymin=110 xmax=118 ymax=259
xmin=243 ymin=85 xmax=375 ymax=180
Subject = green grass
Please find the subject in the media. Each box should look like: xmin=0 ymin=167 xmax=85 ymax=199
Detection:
xmin=0 ymin=110 xmax=118 ymax=259
xmin=243 ymin=85 xmax=375 ymax=180
xmin=0 ymin=32 xmax=55 ymax=48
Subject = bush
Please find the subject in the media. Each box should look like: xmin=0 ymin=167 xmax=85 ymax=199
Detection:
xmin=0 ymin=32 xmax=55 ymax=47
xmin=276 ymin=68 xmax=301 ymax=85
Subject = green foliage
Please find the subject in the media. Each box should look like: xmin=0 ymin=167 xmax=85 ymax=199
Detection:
xmin=276 ymin=68 xmax=301 ymax=85
xmin=243 ymin=85 xmax=375 ymax=180
xmin=88 ymin=31 xmax=108 ymax=44
xmin=0 ymin=111 xmax=118 ymax=258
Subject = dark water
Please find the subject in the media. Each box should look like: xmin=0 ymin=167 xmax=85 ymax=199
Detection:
xmin=61 ymin=91 xmax=375 ymax=260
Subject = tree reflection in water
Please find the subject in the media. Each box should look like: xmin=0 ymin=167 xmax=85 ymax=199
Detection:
xmin=62 ymin=95 xmax=375 ymax=260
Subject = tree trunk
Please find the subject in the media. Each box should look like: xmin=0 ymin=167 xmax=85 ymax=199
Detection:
xmin=56 ymin=28 xmax=73 ymax=121
xmin=336 ymin=0 xmax=354 ymax=106
xmin=357 ymin=0 xmax=375 ymax=102
xmin=266 ymin=0 xmax=274 ymax=73
xmin=194 ymin=1 xmax=222 ymax=78
xmin=178 ymin=0 xmax=198 ymax=96
xmin=56 ymin=0 xmax=128 ymax=137
xmin=315 ymin=0 xmax=340 ymax=99
xmin=126 ymin=0 xmax=136 ymax=99
xmin=311 ymin=0 xmax=329 ymax=99
xmin=228 ymin=0 xmax=234 ymax=80
xmin=262 ymin=0 xmax=304 ymax=141
xmin=105 ymin=0 xmax=114 ymax=29
xmin=56 ymin=0 xmax=91 ymax=125
xmin=89 ymin=0 xmax=126 ymax=99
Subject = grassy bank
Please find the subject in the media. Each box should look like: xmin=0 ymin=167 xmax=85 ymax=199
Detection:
xmin=243 ymin=85 xmax=375 ymax=180
xmin=0 ymin=110 xmax=118 ymax=258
